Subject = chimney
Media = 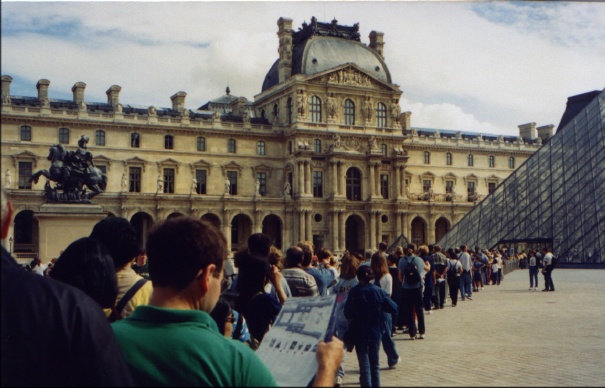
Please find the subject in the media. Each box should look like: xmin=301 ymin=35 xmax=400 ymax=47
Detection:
xmin=106 ymin=85 xmax=121 ymax=107
xmin=537 ymin=124 xmax=554 ymax=142
xmin=171 ymin=91 xmax=187 ymax=111
xmin=71 ymin=82 xmax=86 ymax=104
xmin=1 ymin=75 xmax=13 ymax=104
xmin=36 ymin=79 xmax=50 ymax=101
xmin=369 ymin=31 xmax=385 ymax=58
xmin=277 ymin=17 xmax=293 ymax=83
xmin=401 ymin=111 xmax=412 ymax=130
xmin=230 ymin=97 xmax=248 ymax=117
xmin=518 ymin=122 xmax=536 ymax=141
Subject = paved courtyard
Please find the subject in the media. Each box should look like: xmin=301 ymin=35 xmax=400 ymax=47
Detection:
xmin=340 ymin=268 xmax=605 ymax=387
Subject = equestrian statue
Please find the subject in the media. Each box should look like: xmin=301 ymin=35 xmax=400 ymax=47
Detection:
xmin=30 ymin=135 xmax=107 ymax=203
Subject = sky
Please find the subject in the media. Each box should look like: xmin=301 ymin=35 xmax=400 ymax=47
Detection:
xmin=2 ymin=1 xmax=604 ymax=136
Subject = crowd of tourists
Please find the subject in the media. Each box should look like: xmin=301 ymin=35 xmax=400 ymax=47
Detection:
xmin=1 ymin=184 xmax=558 ymax=387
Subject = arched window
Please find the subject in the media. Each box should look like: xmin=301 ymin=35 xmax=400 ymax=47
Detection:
xmin=95 ymin=130 xmax=105 ymax=146
xmin=314 ymin=139 xmax=322 ymax=153
xmin=344 ymin=99 xmax=355 ymax=125
xmin=287 ymin=97 xmax=293 ymax=124
xmin=257 ymin=140 xmax=266 ymax=156
xmin=273 ymin=103 xmax=279 ymax=121
xmin=346 ymin=168 xmax=362 ymax=201
xmin=446 ymin=152 xmax=453 ymax=166
xmin=309 ymin=95 xmax=322 ymax=123
xmin=488 ymin=155 xmax=495 ymax=168
xmin=58 ymin=127 xmax=70 ymax=144
xmin=509 ymin=156 xmax=515 ymax=169
xmin=376 ymin=103 xmax=387 ymax=128
xmin=467 ymin=154 xmax=474 ymax=167
xmin=164 ymin=135 xmax=174 ymax=150
xmin=131 ymin=133 xmax=140 ymax=148
xmin=424 ymin=151 xmax=431 ymax=164
xmin=197 ymin=137 xmax=206 ymax=151
xmin=20 ymin=125 xmax=31 ymax=141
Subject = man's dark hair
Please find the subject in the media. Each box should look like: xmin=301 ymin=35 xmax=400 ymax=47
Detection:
xmin=434 ymin=245 xmax=442 ymax=252
xmin=378 ymin=241 xmax=388 ymax=252
xmin=247 ymin=233 xmax=272 ymax=257
xmin=285 ymin=246 xmax=304 ymax=268
xmin=297 ymin=241 xmax=314 ymax=267
xmin=406 ymin=243 xmax=417 ymax=253
xmin=146 ymin=217 xmax=226 ymax=290
xmin=460 ymin=245 xmax=467 ymax=251
xmin=90 ymin=217 xmax=139 ymax=270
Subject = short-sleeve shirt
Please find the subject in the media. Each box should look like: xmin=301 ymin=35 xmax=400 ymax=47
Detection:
xmin=398 ymin=255 xmax=425 ymax=289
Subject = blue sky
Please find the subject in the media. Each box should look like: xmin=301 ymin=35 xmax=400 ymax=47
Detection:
xmin=2 ymin=1 xmax=604 ymax=136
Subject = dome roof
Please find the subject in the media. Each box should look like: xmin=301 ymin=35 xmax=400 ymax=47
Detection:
xmin=262 ymin=18 xmax=392 ymax=92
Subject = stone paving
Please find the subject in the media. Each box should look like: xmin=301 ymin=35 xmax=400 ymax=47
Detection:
xmin=340 ymin=268 xmax=605 ymax=387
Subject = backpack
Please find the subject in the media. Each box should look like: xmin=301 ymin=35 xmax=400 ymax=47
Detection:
xmin=447 ymin=260 xmax=459 ymax=279
xmin=551 ymin=256 xmax=559 ymax=268
xmin=404 ymin=257 xmax=422 ymax=285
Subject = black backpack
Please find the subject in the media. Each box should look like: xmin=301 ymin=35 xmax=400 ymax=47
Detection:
xmin=405 ymin=257 xmax=422 ymax=285
xmin=447 ymin=260 xmax=459 ymax=279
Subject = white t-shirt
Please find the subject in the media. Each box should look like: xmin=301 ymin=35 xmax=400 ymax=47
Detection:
xmin=543 ymin=252 xmax=553 ymax=266
xmin=376 ymin=273 xmax=393 ymax=296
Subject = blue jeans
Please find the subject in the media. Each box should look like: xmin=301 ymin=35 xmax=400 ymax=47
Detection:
xmin=381 ymin=313 xmax=398 ymax=366
xmin=355 ymin=338 xmax=381 ymax=387
xmin=334 ymin=320 xmax=349 ymax=379
xmin=459 ymin=271 xmax=472 ymax=299
xmin=401 ymin=287 xmax=425 ymax=337
xmin=529 ymin=266 xmax=539 ymax=288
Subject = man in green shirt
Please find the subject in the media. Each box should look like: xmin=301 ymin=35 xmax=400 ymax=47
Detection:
xmin=112 ymin=216 xmax=342 ymax=387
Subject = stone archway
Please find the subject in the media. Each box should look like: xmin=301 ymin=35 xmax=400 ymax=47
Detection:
xmin=411 ymin=216 xmax=426 ymax=246
xmin=13 ymin=210 xmax=36 ymax=254
xmin=167 ymin=212 xmax=185 ymax=219
xmin=262 ymin=214 xmax=282 ymax=249
xmin=435 ymin=217 xmax=451 ymax=243
xmin=201 ymin=213 xmax=221 ymax=230
xmin=231 ymin=213 xmax=253 ymax=252
xmin=130 ymin=212 xmax=154 ymax=249
xmin=345 ymin=214 xmax=366 ymax=255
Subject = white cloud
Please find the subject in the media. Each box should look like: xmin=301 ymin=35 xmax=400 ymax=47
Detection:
xmin=1 ymin=1 xmax=603 ymax=136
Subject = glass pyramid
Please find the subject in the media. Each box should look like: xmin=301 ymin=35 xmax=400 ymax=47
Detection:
xmin=437 ymin=89 xmax=605 ymax=264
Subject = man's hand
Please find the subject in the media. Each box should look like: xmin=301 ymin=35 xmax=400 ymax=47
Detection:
xmin=313 ymin=337 xmax=344 ymax=387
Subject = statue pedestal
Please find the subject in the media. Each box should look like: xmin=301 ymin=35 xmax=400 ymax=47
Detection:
xmin=35 ymin=204 xmax=107 ymax=262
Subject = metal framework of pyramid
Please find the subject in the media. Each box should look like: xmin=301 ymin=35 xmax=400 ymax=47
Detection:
xmin=437 ymin=89 xmax=605 ymax=264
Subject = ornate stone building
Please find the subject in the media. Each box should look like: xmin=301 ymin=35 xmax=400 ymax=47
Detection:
xmin=1 ymin=17 xmax=548 ymax=262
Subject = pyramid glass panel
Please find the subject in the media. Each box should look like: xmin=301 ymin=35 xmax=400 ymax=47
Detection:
xmin=437 ymin=89 xmax=605 ymax=264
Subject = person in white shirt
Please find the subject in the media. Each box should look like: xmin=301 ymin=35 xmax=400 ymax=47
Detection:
xmin=541 ymin=247 xmax=555 ymax=291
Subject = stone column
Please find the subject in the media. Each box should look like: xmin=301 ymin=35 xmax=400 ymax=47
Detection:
xmin=376 ymin=212 xmax=382 ymax=246
xmin=368 ymin=164 xmax=375 ymax=197
xmin=305 ymin=210 xmax=312 ymax=242
xmin=395 ymin=166 xmax=401 ymax=198
xmin=305 ymin=161 xmax=312 ymax=195
xmin=340 ymin=164 xmax=346 ymax=197
xmin=396 ymin=211 xmax=403 ymax=238
xmin=331 ymin=211 xmax=339 ymax=251
xmin=331 ymin=162 xmax=338 ymax=197
xmin=374 ymin=164 xmax=380 ymax=198
xmin=369 ymin=212 xmax=376 ymax=250
xmin=254 ymin=210 xmax=262 ymax=233
xmin=338 ymin=211 xmax=345 ymax=251
xmin=223 ymin=210 xmax=232 ymax=252
xmin=298 ymin=161 xmax=304 ymax=196
xmin=299 ymin=210 xmax=305 ymax=242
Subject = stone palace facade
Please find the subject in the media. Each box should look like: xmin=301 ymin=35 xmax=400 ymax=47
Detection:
xmin=0 ymin=17 xmax=550 ymax=261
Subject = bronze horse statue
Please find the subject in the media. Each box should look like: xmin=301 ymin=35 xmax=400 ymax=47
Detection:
xmin=30 ymin=144 xmax=107 ymax=202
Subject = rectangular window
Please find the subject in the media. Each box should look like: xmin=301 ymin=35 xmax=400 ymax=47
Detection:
xmin=424 ymin=151 xmax=431 ymax=164
xmin=20 ymin=126 xmax=32 ymax=141
xmin=59 ymin=128 xmax=69 ymax=144
xmin=257 ymin=141 xmax=266 ymax=156
xmin=256 ymin=172 xmax=267 ymax=196
xmin=488 ymin=182 xmax=497 ymax=194
xmin=164 ymin=135 xmax=174 ymax=150
xmin=195 ymin=170 xmax=207 ymax=194
xmin=97 ymin=165 xmax=107 ymax=175
xmin=489 ymin=155 xmax=495 ymax=168
xmin=313 ymin=171 xmax=323 ymax=198
xmin=131 ymin=133 xmax=140 ymax=148
xmin=467 ymin=181 xmax=476 ymax=196
xmin=422 ymin=179 xmax=431 ymax=193
xmin=314 ymin=139 xmax=321 ymax=153
xmin=227 ymin=171 xmax=238 ymax=195
xmin=446 ymin=152 xmax=453 ymax=166
xmin=129 ymin=167 xmax=141 ymax=193
xmin=228 ymin=139 xmax=236 ymax=153
xmin=163 ymin=168 xmax=175 ymax=193
xmin=18 ymin=162 xmax=32 ymax=189
xmin=380 ymin=174 xmax=389 ymax=199
xmin=445 ymin=180 xmax=454 ymax=193
xmin=96 ymin=130 xmax=105 ymax=146
xmin=381 ymin=144 xmax=387 ymax=156
xmin=197 ymin=137 xmax=206 ymax=152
